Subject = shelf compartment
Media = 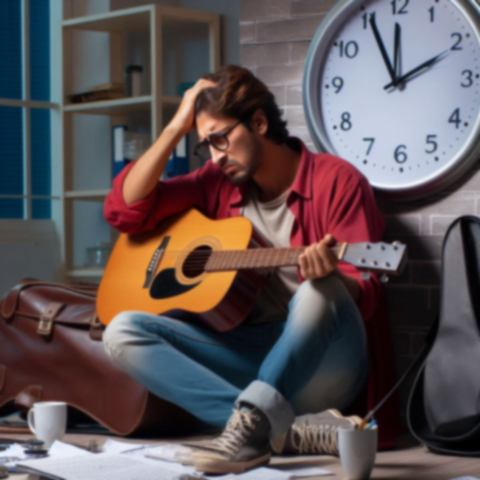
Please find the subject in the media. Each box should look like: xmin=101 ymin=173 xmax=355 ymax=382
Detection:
xmin=64 ymin=96 xmax=152 ymax=115
xmin=62 ymin=6 xmax=153 ymax=33
xmin=67 ymin=268 xmax=105 ymax=278
xmin=65 ymin=190 xmax=111 ymax=201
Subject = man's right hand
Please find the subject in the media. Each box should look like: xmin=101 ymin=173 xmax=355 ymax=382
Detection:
xmin=169 ymin=79 xmax=217 ymax=136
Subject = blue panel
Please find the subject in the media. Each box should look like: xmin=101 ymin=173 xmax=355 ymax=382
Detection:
xmin=30 ymin=0 xmax=50 ymax=101
xmin=31 ymin=108 xmax=51 ymax=218
xmin=32 ymin=198 xmax=51 ymax=219
xmin=31 ymin=108 xmax=51 ymax=195
xmin=0 ymin=199 xmax=23 ymax=218
xmin=0 ymin=0 xmax=22 ymax=99
xmin=0 ymin=106 xmax=23 ymax=197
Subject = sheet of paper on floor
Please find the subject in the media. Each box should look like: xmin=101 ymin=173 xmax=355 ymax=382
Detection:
xmin=450 ymin=477 xmax=480 ymax=480
xmin=17 ymin=453 xmax=203 ymax=480
xmin=205 ymin=465 xmax=332 ymax=480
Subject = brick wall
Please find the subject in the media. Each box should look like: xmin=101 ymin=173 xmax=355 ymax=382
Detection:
xmin=239 ymin=0 xmax=480 ymax=423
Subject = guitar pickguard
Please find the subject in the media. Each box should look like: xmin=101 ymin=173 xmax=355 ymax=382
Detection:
xmin=149 ymin=268 xmax=200 ymax=299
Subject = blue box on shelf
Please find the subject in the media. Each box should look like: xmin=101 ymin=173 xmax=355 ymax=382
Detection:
xmin=112 ymin=125 xmax=131 ymax=178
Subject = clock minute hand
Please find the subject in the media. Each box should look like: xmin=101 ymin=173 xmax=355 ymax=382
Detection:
xmin=370 ymin=13 xmax=396 ymax=84
xmin=384 ymin=51 xmax=448 ymax=90
xmin=393 ymin=23 xmax=401 ymax=82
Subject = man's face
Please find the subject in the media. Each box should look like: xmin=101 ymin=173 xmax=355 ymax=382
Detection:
xmin=195 ymin=111 xmax=263 ymax=185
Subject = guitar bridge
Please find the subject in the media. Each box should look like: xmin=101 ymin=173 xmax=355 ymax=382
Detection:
xmin=143 ymin=236 xmax=170 ymax=289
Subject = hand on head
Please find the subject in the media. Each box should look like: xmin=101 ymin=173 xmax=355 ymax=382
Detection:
xmin=169 ymin=79 xmax=217 ymax=135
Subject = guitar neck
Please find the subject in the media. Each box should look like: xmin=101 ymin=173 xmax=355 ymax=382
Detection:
xmin=204 ymin=244 xmax=346 ymax=272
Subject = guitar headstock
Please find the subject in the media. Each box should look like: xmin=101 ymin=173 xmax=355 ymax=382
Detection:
xmin=342 ymin=241 xmax=407 ymax=278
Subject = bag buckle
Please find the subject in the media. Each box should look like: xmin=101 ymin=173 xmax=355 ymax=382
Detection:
xmin=37 ymin=316 xmax=54 ymax=337
xmin=37 ymin=302 xmax=64 ymax=338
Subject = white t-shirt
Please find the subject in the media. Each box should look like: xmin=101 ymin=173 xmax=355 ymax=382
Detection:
xmin=241 ymin=181 xmax=301 ymax=324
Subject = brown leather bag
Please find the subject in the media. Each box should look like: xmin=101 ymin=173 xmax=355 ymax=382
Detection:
xmin=0 ymin=278 xmax=194 ymax=435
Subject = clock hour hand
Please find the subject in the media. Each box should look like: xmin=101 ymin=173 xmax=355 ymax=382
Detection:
xmin=384 ymin=50 xmax=448 ymax=90
xmin=370 ymin=13 xmax=396 ymax=84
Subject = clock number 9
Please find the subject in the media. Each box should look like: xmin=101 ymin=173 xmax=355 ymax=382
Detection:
xmin=332 ymin=77 xmax=344 ymax=93
xmin=425 ymin=135 xmax=438 ymax=154
xmin=394 ymin=145 xmax=408 ymax=164
xmin=461 ymin=70 xmax=473 ymax=88
xmin=340 ymin=112 xmax=352 ymax=131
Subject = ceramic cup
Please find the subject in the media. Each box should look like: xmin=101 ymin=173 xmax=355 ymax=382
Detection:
xmin=27 ymin=401 xmax=67 ymax=449
xmin=338 ymin=426 xmax=378 ymax=480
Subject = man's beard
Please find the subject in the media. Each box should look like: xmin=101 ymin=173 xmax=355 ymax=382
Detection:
xmin=226 ymin=136 xmax=263 ymax=185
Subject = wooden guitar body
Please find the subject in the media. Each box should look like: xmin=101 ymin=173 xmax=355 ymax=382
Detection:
xmin=97 ymin=209 xmax=269 ymax=332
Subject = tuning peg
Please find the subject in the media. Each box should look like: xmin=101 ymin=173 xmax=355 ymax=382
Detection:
xmin=361 ymin=271 xmax=371 ymax=280
xmin=380 ymin=274 xmax=389 ymax=283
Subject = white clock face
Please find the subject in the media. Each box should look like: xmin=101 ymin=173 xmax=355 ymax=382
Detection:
xmin=304 ymin=0 xmax=480 ymax=197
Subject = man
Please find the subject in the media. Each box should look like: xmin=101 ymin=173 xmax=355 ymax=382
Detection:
xmin=103 ymin=65 xmax=388 ymax=474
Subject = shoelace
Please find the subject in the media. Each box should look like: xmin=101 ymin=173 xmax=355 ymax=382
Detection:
xmin=290 ymin=424 xmax=338 ymax=455
xmin=210 ymin=409 xmax=260 ymax=456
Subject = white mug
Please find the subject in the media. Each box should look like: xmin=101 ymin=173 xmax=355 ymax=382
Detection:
xmin=27 ymin=401 xmax=67 ymax=449
xmin=338 ymin=426 xmax=378 ymax=480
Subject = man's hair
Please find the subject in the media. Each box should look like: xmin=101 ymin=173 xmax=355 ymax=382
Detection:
xmin=195 ymin=65 xmax=289 ymax=144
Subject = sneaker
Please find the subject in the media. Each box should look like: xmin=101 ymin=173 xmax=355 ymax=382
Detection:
xmin=270 ymin=409 xmax=362 ymax=456
xmin=188 ymin=406 xmax=272 ymax=474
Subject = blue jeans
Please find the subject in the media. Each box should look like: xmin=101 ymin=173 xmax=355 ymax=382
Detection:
xmin=103 ymin=276 xmax=368 ymax=439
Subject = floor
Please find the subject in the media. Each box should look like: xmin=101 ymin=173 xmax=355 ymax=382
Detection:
xmin=2 ymin=431 xmax=480 ymax=480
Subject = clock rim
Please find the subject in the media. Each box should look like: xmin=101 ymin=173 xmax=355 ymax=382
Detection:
xmin=303 ymin=0 xmax=480 ymax=201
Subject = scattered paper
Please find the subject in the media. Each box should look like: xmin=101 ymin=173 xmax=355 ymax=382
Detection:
xmin=205 ymin=465 xmax=332 ymax=480
xmin=450 ymin=477 xmax=480 ymax=480
xmin=102 ymin=439 xmax=146 ymax=454
xmin=144 ymin=444 xmax=193 ymax=464
xmin=49 ymin=441 xmax=93 ymax=458
xmin=17 ymin=453 xmax=201 ymax=480
xmin=0 ymin=444 xmax=28 ymax=467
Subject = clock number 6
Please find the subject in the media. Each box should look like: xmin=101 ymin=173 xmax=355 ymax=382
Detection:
xmin=425 ymin=135 xmax=438 ymax=154
xmin=394 ymin=145 xmax=408 ymax=164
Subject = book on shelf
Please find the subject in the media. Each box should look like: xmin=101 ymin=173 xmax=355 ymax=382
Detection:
xmin=164 ymin=135 xmax=189 ymax=179
xmin=87 ymin=81 xmax=125 ymax=93
xmin=68 ymin=89 xmax=125 ymax=104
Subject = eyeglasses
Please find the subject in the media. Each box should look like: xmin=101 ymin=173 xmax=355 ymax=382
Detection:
xmin=194 ymin=120 xmax=243 ymax=162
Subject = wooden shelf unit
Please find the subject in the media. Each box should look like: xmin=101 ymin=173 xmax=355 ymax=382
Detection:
xmin=60 ymin=5 xmax=220 ymax=279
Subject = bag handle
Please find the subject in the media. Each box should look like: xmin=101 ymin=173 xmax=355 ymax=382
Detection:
xmin=1 ymin=279 xmax=97 ymax=320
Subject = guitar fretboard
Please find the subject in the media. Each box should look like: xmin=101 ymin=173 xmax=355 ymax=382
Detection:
xmin=204 ymin=245 xmax=344 ymax=271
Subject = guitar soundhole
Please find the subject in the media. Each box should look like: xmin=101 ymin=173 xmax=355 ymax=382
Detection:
xmin=182 ymin=246 xmax=212 ymax=278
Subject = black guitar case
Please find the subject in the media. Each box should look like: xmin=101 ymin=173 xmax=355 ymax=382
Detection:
xmin=408 ymin=216 xmax=480 ymax=455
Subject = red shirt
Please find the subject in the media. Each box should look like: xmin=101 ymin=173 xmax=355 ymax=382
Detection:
xmin=104 ymin=138 xmax=399 ymax=448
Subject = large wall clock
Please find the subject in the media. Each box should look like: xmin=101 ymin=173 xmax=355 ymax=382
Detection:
xmin=303 ymin=0 xmax=480 ymax=199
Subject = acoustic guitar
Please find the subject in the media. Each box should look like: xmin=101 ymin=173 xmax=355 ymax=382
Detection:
xmin=97 ymin=208 xmax=407 ymax=331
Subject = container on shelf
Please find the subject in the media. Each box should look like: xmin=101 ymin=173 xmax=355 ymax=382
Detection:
xmin=125 ymin=65 xmax=143 ymax=97
xmin=85 ymin=242 xmax=113 ymax=268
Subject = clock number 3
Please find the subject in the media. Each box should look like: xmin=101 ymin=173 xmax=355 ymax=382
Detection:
xmin=461 ymin=70 xmax=473 ymax=88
